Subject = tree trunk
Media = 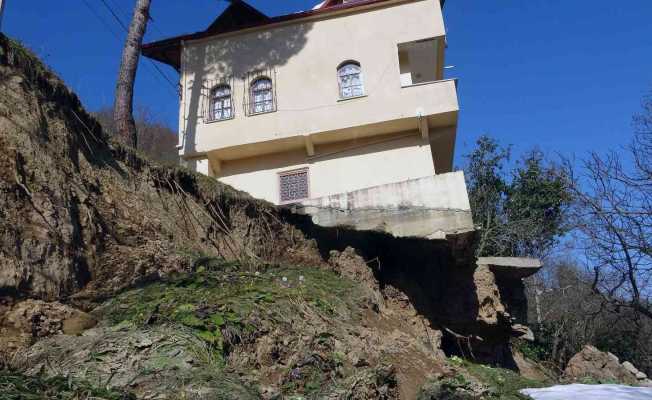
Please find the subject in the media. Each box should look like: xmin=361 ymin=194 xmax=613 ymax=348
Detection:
xmin=0 ymin=0 xmax=7 ymax=32
xmin=113 ymin=0 xmax=151 ymax=149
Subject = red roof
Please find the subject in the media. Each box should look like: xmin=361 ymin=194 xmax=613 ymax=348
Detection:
xmin=142 ymin=0 xmax=445 ymax=70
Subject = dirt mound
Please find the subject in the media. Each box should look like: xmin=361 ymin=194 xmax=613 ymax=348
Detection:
xmin=0 ymin=35 xmax=322 ymax=304
xmin=14 ymin=260 xmax=449 ymax=399
xmin=0 ymin=299 xmax=95 ymax=358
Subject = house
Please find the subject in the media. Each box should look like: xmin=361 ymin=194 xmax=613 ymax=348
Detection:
xmin=143 ymin=0 xmax=473 ymax=239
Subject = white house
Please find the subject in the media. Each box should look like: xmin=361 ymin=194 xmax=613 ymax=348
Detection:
xmin=143 ymin=0 xmax=472 ymax=238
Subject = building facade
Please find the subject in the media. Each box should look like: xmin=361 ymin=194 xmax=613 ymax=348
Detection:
xmin=143 ymin=0 xmax=473 ymax=238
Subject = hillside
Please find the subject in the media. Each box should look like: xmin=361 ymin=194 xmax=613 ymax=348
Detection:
xmin=0 ymin=35 xmax=550 ymax=399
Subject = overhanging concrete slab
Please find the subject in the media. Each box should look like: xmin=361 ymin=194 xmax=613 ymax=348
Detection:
xmin=477 ymin=257 xmax=543 ymax=279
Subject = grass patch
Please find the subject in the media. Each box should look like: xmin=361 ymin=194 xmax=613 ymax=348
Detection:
xmin=418 ymin=357 xmax=546 ymax=400
xmin=0 ymin=370 xmax=134 ymax=400
xmin=463 ymin=361 xmax=544 ymax=399
xmin=417 ymin=374 xmax=477 ymax=400
xmin=101 ymin=259 xmax=360 ymax=362
xmin=98 ymin=259 xmax=362 ymax=398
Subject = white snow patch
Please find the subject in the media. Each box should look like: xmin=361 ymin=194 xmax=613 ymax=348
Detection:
xmin=521 ymin=384 xmax=652 ymax=400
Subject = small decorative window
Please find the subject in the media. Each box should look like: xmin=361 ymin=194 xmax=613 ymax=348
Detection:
xmin=279 ymin=168 xmax=309 ymax=203
xmin=209 ymin=84 xmax=233 ymax=121
xmin=337 ymin=61 xmax=364 ymax=99
xmin=250 ymin=77 xmax=275 ymax=114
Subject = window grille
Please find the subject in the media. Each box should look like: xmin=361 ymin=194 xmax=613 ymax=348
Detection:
xmin=209 ymin=84 xmax=233 ymax=121
xmin=250 ymin=78 xmax=274 ymax=114
xmin=279 ymin=168 xmax=309 ymax=203
xmin=244 ymin=68 xmax=277 ymax=115
xmin=201 ymin=77 xmax=235 ymax=122
xmin=338 ymin=61 xmax=364 ymax=99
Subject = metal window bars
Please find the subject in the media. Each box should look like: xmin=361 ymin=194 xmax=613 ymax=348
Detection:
xmin=338 ymin=62 xmax=364 ymax=99
xmin=201 ymin=77 xmax=235 ymax=122
xmin=200 ymin=68 xmax=278 ymax=121
xmin=243 ymin=67 xmax=278 ymax=116
xmin=211 ymin=85 xmax=233 ymax=121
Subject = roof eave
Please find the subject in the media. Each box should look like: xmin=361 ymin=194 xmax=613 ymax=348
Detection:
xmin=142 ymin=0 xmax=444 ymax=69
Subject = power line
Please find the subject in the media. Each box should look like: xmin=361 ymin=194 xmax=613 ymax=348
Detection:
xmin=89 ymin=0 xmax=179 ymax=96
xmin=107 ymin=0 xmax=132 ymax=24
xmin=81 ymin=0 xmax=123 ymax=41
xmin=105 ymin=0 xmax=170 ymax=42
xmin=96 ymin=0 xmax=178 ymax=93
xmin=98 ymin=0 xmax=129 ymax=32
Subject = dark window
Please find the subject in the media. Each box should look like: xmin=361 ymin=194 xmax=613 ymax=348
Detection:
xmin=337 ymin=61 xmax=364 ymax=98
xmin=250 ymin=77 xmax=274 ymax=114
xmin=209 ymin=85 xmax=233 ymax=121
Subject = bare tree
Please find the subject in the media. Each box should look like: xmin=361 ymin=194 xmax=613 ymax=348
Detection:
xmin=94 ymin=106 xmax=178 ymax=165
xmin=524 ymin=257 xmax=652 ymax=374
xmin=114 ymin=0 xmax=152 ymax=148
xmin=570 ymin=94 xmax=652 ymax=321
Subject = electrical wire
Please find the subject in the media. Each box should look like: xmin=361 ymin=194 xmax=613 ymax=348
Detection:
xmin=85 ymin=0 xmax=179 ymax=96
xmin=98 ymin=0 xmax=129 ymax=32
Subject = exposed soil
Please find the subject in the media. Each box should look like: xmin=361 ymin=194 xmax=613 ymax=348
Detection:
xmin=0 ymin=34 xmax=323 ymax=305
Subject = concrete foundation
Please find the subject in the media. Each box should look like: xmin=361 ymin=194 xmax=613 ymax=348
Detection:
xmin=291 ymin=171 xmax=474 ymax=239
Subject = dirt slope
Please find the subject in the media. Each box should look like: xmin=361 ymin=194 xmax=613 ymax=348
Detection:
xmin=0 ymin=35 xmax=323 ymax=304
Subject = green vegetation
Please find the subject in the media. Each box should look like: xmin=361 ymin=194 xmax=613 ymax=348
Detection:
xmin=418 ymin=358 xmax=544 ymax=400
xmin=464 ymin=135 xmax=572 ymax=257
xmin=514 ymin=339 xmax=550 ymax=364
xmin=0 ymin=35 xmax=52 ymax=85
xmin=463 ymin=361 xmax=543 ymax=399
xmin=100 ymin=258 xmax=363 ymax=398
xmin=104 ymin=259 xmax=358 ymax=337
xmin=0 ymin=370 xmax=134 ymax=400
xmin=417 ymin=374 xmax=477 ymax=400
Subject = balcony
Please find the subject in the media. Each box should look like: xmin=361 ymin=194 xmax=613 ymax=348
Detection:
xmin=188 ymin=77 xmax=458 ymax=163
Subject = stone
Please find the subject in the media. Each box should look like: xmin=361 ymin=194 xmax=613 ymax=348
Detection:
xmin=622 ymin=361 xmax=640 ymax=376
xmin=564 ymin=345 xmax=639 ymax=385
xmin=0 ymin=299 xmax=97 ymax=359
xmin=135 ymin=338 xmax=153 ymax=349
xmin=261 ymin=386 xmax=281 ymax=400
xmin=62 ymin=313 xmax=98 ymax=335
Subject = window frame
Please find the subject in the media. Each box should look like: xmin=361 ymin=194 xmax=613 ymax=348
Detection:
xmin=337 ymin=61 xmax=365 ymax=100
xmin=249 ymin=76 xmax=276 ymax=115
xmin=278 ymin=167 xmax=310 ymax=204
xmin=207 ymin=84 xmax=234 ymax=122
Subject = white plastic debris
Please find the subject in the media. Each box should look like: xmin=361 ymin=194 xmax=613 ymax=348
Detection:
xmin=299 ymin=275 xmax=305 ymax=282
xmin=282 ymin=277 xmax=288 ymax=282
xmin=520 ymin=384 xmax=652 ymax=400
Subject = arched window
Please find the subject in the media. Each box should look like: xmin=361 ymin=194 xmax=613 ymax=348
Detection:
xmin=337 ymin=61 xmax=364 ymax=99
xmin=210 ymin=84 xmax=232 ymax=121
xmin=250 ymin=77 xmax=274 ymax=114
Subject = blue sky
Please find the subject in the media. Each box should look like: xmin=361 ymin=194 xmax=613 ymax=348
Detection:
xmin=3 ymin=0 xmax=652 ymax=165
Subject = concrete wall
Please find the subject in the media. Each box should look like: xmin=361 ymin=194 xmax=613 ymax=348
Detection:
xmin=178 ymin=0 xmax=455 ymax=160
xmin=218 ymin=131 xmax=435 ymax=204
xmin=297 ymin=171 xmax=473 ymax=238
